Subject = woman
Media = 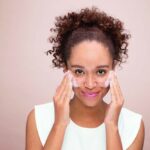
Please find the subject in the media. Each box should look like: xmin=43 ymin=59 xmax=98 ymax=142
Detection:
xmin=26 ymin=7 xmax=145 ymax=150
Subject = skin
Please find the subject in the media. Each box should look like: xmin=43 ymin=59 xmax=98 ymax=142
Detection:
xmin=25 ymin=40 xmax=145 ymax=150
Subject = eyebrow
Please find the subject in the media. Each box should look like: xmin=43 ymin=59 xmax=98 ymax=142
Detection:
xmin=70 ymin=65 xmax=109 ymax=68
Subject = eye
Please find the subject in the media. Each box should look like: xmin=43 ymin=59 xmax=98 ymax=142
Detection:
xmin=97 ymin=69 xmax=106 ymax=76
xmin=74 ymin=69 xmax=84 ymax=76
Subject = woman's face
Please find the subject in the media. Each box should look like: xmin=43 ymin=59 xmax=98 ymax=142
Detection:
xmin=67 ymin=40 xmax=114 ymax=107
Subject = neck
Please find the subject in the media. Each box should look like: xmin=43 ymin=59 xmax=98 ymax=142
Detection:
xmin=70 ymin=96 xmax=107 ymax=121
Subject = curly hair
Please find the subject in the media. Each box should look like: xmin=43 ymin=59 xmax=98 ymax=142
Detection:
xmin=46 ymin=7 xmax=131 ymax=68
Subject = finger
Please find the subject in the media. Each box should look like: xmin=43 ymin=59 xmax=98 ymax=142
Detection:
xmin=110 ymin=71 xmax=121 ymax=102
xmin=111 ymin=72 xmax=124 ymax=104
xmin=64 ymin=80 xmax=73 ymax=103
xmin=113 ymin=74 xmax=123 ymax=98
xmin=58 ymin=76 xmax=71 ymax=103
xmin=112 ymin=73 xmax=120 ymax=99
xmin=56 ymin=73 xmax=67 ymax=92
xmin=54 ymin=74 xmax=68 ymax=101
xmin=110 ymin=80 xmax=116 ymax=103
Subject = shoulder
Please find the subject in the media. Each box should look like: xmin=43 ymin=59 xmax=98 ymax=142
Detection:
xmin=26 ymin=109 xmax=35 ymax=132
xmin=119 ymin=107 xmax=142 ymax=134
xmin=34 ymin=101 xmax=55 ymax=127
xmin=127 ymin=119 xmax=145 ymax=150
xmin=26 ymin=101 xmax=54 ymax=129
xmin=118 ymin=107 xmax=144 ymax=149
xmin=34 ymin=101 xmax=54 ymax=111
xmin=120 ymin=107 xmax=142 ymax=123
xmin=33 ymin=101 xmax=55 ymax=146
xmin=26 ymin=109 xmax=43 ymax=149
xmin=34 ymin=101 xmax=54 ymax=122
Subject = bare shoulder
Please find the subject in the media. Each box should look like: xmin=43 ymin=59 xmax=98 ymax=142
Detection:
xmin=127 ymin=119 xmax=145 ymax=150
xmin=25 ymin=109 xmax=43 ymax=150
xmin=26 ymin=109 xmax=35 ymax=129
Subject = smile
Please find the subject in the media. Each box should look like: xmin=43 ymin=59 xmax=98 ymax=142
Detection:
xmin=82 ymin=91 xmax=99 ymax=97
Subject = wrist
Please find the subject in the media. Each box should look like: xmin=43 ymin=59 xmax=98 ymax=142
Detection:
xmin=105 ymin=122 xmax=119 ymax=134
xmin=105 ymin=121 xmax=118 ymax=129
xmin=53 ymin=122 xmax=68 ymax=130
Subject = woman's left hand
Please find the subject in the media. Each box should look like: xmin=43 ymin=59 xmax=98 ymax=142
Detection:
xmin=104 ymin=71 xmax=124 ymax=126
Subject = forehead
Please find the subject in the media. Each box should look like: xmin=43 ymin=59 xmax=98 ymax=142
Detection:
xmin=68 ymin=40 xmax=113 ymax=68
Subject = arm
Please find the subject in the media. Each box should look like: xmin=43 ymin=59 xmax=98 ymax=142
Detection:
xmin=127 ymin=119 xmax=145 ymax=150
xmin=105 ymin=71 xmax=145 ymax=150
xmin=26 ymin=72 xmax=72 ymax=150
xmin=105 ymin=122 xmax=123 ymax=150
xmin=104 ymin=71 xmax=124 ymax=150
xmin=43 ymin=123 xmax=67 ymax=150
xmin=25 ymin=109 xmax=43 ymax=150
xmin=25 ymin=109 xmax=67 ymax=150
xmin=105 ymin=119 xmax=145 ymax=150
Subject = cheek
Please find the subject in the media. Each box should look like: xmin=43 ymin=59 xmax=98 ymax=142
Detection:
xmin=101 ymin=87 xmax=110 ymax=97
xmin=72 ymin=87 xmax=80 ymax=95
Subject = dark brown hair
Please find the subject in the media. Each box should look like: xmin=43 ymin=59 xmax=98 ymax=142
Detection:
xmin=46 ymin=7 xmax=130 ymax=68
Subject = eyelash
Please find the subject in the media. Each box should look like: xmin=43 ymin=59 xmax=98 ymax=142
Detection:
xmin=74 ymin=69 xmax=107 ymax=76
xmin=74 ymin=69 xmax=84 ymax=75
xmin=97 ymin=69 xmax=106 ymax=76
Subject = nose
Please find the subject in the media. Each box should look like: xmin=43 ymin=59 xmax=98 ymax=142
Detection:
xmin=84 ymin=74 xmax=97 ymax=89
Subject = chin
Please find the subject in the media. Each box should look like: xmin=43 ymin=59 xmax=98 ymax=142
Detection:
xmin=76 ymin=92 xmax=104 ymax=108
xmin=82 ymin=99 xmax=101 ymax=108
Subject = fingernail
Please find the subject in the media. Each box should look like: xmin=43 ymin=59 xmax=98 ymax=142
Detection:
xmin=104 ymin=71 xmax=112 ymax=87
xmin=64 ymin=70 xmax=69 ymax=76
xmin=104 ymin=80 xmax=110 ymax=87
xmin=110 ymin=80 xmax=113 ymax=87
xmin=109 ymin=70 xmax=113 ymax=76
xmin=111 ymin=70 xmax=117 ymax=77
xmin=72 ymin=78 xmax=79 ymax=87
xmin=69 ymin=81 xmax=72 ymax=88
xmin=65 ymin=71 xmax=72 ymax=80
xmin=70 ymin=90 xmax=74 ymax=100
xmin=68 ymin=73 xmax=72 ymax=81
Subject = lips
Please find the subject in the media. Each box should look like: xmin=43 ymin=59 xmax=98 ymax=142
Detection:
xmin=81 ymin=91 xmax=100 ymax=97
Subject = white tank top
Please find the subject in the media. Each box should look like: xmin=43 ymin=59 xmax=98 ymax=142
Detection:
xmin=34 ymin=101 xmax=142 ymax=150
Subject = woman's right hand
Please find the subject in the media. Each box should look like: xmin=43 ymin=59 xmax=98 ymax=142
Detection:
xmin=53 ymin=71 xmax=73 ymax=127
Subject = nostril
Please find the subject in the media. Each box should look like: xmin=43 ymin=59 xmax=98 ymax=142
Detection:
xmin=84 ymin=79 xmax=97 ymax=89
